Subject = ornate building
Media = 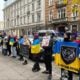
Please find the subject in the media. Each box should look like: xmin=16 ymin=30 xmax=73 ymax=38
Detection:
xmin=45 ymin=0 xmax=80 ymax=32
xmin=3 ymin=0 xmax=45 ymax=36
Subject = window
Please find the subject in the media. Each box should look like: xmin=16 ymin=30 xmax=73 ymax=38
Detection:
xmin=20 ymin=17 xmax=22 ymax=25
xmin=32 ymin=3 xmax=34 ymax=11
xmin=72 ymin=6 xmax=78 ymax=17
xmin=49 ymin=0 xmax=53 ymax=6
xmin=27 ymin=5 xmax=30 ymax=12
xmin=25 ymin=5 xmax=27 ymax=13
xmin=21 ymin=0 xmax=24 ymax=7
xmin=32 ymin=0 xmax=34 ymax=2
xmin=49 ymin=10 xmax=53 ymax=21
xmin=27 ymin=15 xmax=30 ymax=23
xmin=73 ymin=10 xmax=78 ymax=17
xmin=32 ymin=13 xmax=35 ymax=23
xmin=22 ymin=17 xmax=24 ymax=24
xmin=58 ymin=8 xmax=66 ymax=18
xmin=37 ymin=11 xmax=41 ymax=22
xmin=58 ymin=0 xmax=63 ymax=4
xmin=72 ymin=5 xmax=78 ymax=20
xmin=24 ymin=16 xmax=26 ymax=24
xmin=25 ymin=0 xmax=28 ymax=4
xmin=37 ymin=0 xmax=41 ymax=9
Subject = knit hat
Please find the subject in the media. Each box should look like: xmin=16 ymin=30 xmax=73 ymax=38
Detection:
xmin=34 ymin=33 xmax=39 ymax=39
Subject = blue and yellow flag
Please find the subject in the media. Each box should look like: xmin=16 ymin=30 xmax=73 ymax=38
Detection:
xmin=63 ymin=0 xmax=67 ymax=4
xmin=72 ymin=0 xmax=80 ymax=4
xmin=31 ymin=44 xmax=41 ymax=54
xmin=31 ymin=39 xmax=41 ymax=54
xmin=53 ymin=41 xmax=80 ymax=73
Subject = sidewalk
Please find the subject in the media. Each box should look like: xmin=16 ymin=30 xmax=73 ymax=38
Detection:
xmin=0 ymin=53 xmax=60 ymax=80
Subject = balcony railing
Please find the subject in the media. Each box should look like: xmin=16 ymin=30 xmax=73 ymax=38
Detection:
xmin=52 ymin=17 xmax=68 ymax=24
xmin=71 ymin=16 xmax=79 ymax=22
xmin=56 ymin=1 xmax=67 ymax=8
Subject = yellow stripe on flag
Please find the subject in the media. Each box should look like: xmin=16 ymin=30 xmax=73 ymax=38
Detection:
xmin=72 ymin=0 xmax=80 ymax=4
xmin=31 ymin=44 xmax=41 ymax=54
xmin=63 ymin=0 xmax=67 ymax=4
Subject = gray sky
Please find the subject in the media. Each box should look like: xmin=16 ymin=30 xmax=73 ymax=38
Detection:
xmin=0 ymin=0 xmax=4 ymax=21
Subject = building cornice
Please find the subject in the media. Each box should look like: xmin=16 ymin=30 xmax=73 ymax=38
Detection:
xmin=3 ymin=0 xmax=20 ymax=10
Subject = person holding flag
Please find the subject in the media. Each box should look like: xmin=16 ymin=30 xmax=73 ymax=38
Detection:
xmin=31 ymin=33 xmax=41 ymax=72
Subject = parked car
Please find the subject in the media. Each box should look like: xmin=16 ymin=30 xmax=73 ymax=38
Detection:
xmin=38 ymin=30 xmax=58 ymax=41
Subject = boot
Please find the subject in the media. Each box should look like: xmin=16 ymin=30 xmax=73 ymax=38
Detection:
xmin=23 ymin=60 xmax=28 ymax=65
xmin=32 ymin=63 xmax=40 ymax=72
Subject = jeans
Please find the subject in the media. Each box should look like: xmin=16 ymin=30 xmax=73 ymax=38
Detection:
xmin=11 ymin=46 xmax=17 ymax=57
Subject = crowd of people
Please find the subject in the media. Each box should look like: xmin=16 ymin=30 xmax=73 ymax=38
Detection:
xmin=0 ymin=32 xmax=54 ymax=79
xmin=0 ymin=31 xmax=78 ymax=80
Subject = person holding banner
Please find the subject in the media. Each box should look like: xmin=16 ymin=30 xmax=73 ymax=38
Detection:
xmin=22 ymin=35 xmax=31 ymax=65
xmin=41 ymin=33 xmax=54 ymax=79
xmin=31 ymin=33 xmax=41 ymax=72
xmin=62 ymin=32 xmax=73 ymax=80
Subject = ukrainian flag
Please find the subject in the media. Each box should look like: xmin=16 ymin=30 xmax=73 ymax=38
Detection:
xmin=31 ymin=44 xmax=41 ymax=54
xmin=72 ymin=5 xmax=78 ymax=13
xmin=63 ymin=0 xmax=67 ymax=4
xmin=72 ymin=0 xmax=80 ymax=4
xmin=53 ymin=41 xmax=80 ymax=73
xmin=31 ymin=39 xmax=41 ymax=54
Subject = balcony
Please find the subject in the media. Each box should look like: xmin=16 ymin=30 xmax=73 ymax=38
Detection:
xmin=71 ymin=16 xmax=79 ymax=22
xmin=52 ymin=17 xmax=68 ymax=24
xmin=56 ymin=1 xmax=67 ymax=8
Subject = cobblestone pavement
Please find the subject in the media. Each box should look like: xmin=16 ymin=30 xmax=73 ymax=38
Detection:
xmin=0 ymin=53 xmax=79 ymax=80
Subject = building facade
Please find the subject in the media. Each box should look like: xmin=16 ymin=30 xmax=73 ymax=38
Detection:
xmin=3 ymin=0 xmax=45 ymax=36
xmin=0 ymin=21 xmax=4 ymax=31
xmin=45 ymin=0 xmax=80 ymax=32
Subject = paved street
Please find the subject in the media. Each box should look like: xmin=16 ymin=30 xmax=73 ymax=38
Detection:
xmin=0 ymin=52 xmax=61 ymax=80
xmin=0 ymin=52 xmax=79 ymax=80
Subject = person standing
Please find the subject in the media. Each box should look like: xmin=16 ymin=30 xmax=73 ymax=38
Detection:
xmin=6 ymin=35 xmax=11 ymax=56
xmin=2 ymin=36 xmax=8 ymax=56
xmin=9 ymin=34 xmax=17 ymax=58
xmin=22 ymin=35 xmax=31 ymax=65
xmin=31 ymin=33 xmax=41 ymax=72
xmin=18 ymin=36 xmax=24 ymax=61
xmin=41 ymin=33 xmax=54 ymax=78
xmin=62 ymin=32 xmax=73 ymax=80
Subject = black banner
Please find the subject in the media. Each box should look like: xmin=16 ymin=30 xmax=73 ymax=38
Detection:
xmin=20 ymin=45 xmax=29 ymax=58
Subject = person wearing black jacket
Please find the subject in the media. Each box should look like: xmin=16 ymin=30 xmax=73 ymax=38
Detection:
xmin=6 ymin=35 xmax=11 ymax=56
xmin=42 ymin=34 xmax=54 ymax=79
xmin=61 ymin=32 xmax=73 ymax=80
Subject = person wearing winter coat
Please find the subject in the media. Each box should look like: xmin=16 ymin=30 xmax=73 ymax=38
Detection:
xmin=41 ymin=33 xmax=54 ymax=79
xmin=22 ymin=35 xmax=31 ymax=65
xmin=32 ymin=33 xmax=41 ymax=72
